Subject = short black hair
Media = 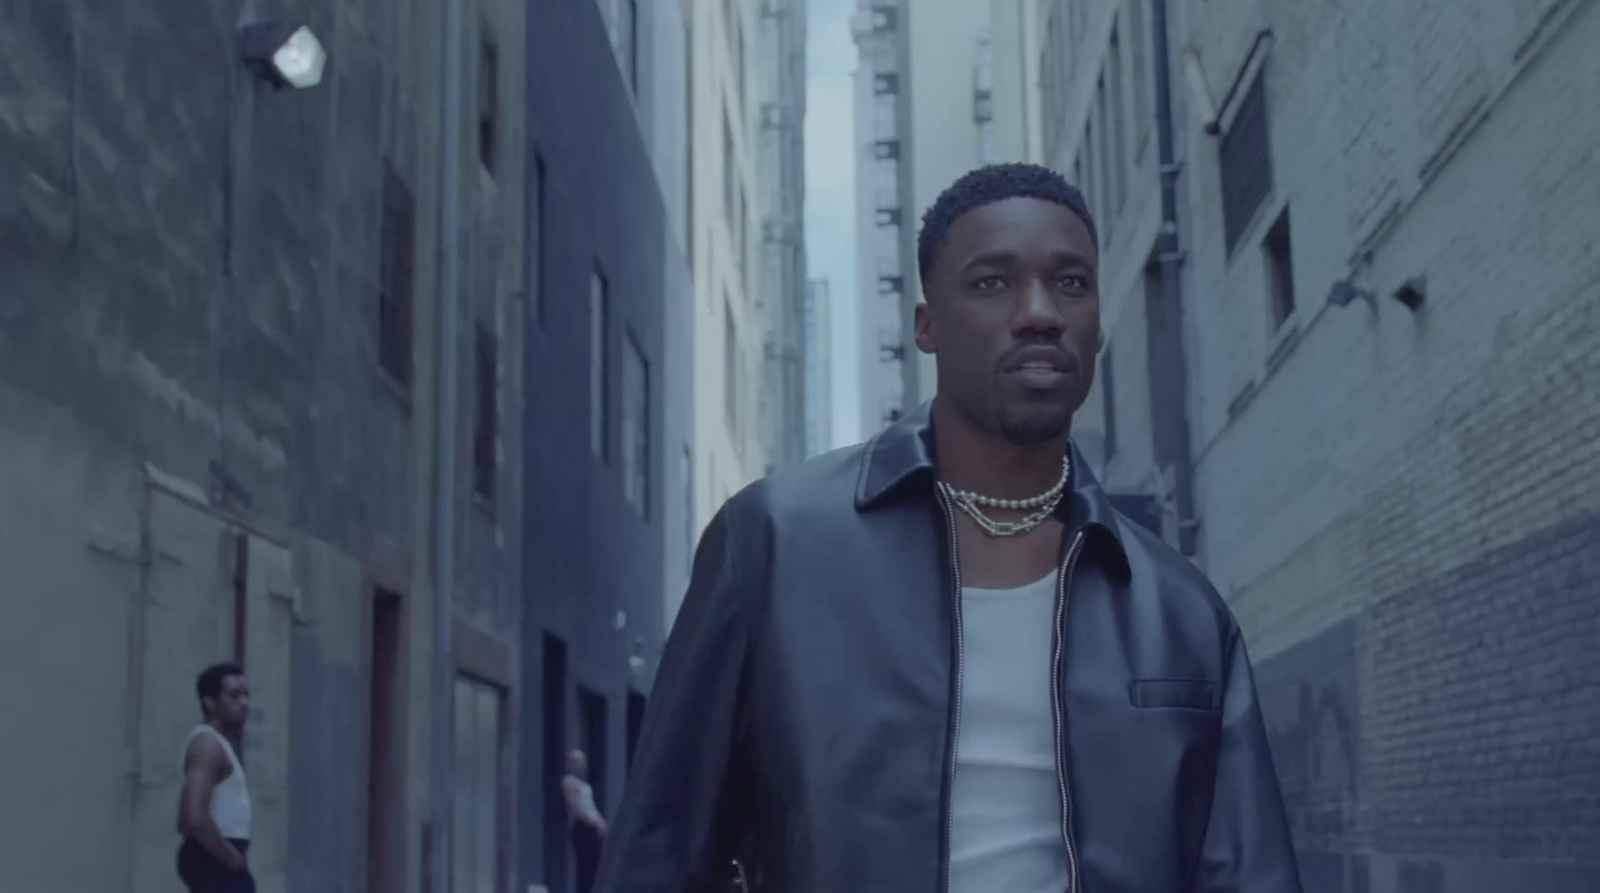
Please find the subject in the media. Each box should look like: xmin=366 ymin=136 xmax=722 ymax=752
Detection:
xmin=196 ymin=662 xmax=245 ymax=706
xmin=917 ymin=163 xmax=1098 ymax=281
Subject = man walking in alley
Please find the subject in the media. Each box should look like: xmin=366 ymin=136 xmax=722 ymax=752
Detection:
xmin=596 ymin=163 xmax=1300 ymax=892
xmin=177 ymin=663 xmax=255 ymax=893
xmin=563 ymin=749 xmax=608 ymax=893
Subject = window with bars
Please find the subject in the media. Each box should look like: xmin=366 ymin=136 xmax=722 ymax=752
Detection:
xmin=473 ymin=324 xmax=499 ymax=503
xmin=1220 ymin=73 xmax=1273 ymax=255
xmin=378 ymin=163 xmax=415 ymax=389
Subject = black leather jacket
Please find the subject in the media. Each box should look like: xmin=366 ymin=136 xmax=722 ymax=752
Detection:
xmin=597 ymin=406 xmax=1301 ymax=892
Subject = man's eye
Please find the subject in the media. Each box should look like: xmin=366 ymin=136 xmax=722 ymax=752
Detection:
xmin=973 ymin=275 xmax=1006 ymax=290
xmin=1058 ymin=274 xmax=1089 ymax=291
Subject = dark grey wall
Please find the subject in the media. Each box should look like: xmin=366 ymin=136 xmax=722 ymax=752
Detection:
xmin=1255 ymin=513 xmax=1600 ymax=893
xmin=3 ymin=2 xmax=436 ymax=891
xmin=519 ymin=2 xmax=674 ymax=889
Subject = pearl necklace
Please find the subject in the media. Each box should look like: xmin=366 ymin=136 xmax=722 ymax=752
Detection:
xmin=937 ymin=454 xmax=1071 ymax=538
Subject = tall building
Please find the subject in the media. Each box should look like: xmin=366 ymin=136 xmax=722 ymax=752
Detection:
xmin=688 ymin=0 xmax=767 ymax=548
xmin=904 ymin=0 xmax=1000 ymax=401
xmin=1038 ymin=0 xmax=1600 ymax=888
xmin=0 ymin=0 xmax=529 ymax=889
xmin=756 ymin=0 xmax=811 ymax=473
xmin=519 ymin=2 xmax=687 ymax=890
xmin=851 ymin=0 xmax=917 ymax=438
xmin=803 ymin=278 xmax=835 ymax=457
xmin=853 ymin=0 xmax=1035 ymax=438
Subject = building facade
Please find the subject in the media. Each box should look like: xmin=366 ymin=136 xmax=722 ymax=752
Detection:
xmin=688 ymin=0 xmax=768 ymax=543
xmin=1038 ymin=0 xmax=1600 ymax=889
xmin=0 ymin=0 xmax=529 ymax=890
xmin=757 ymin=0 xmax=811 ymax=474
xmin=519 ymin=1 xmax=686 ymax=890
xmin=851 ymin=0 xmax=918 ymax=438
xmin=853 ymin=0 xmax=1038 ymax=438
xmin=803 ymin=278 xmax=835 ymax=457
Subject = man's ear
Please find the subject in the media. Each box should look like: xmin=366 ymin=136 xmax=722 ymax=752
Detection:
xmin=913 ymin=302 xmax=937 ymax=355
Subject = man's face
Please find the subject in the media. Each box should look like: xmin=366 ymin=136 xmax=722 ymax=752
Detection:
xmin=567 ymin=750 xmax=588 ymax=779
xmin=915 ymin=196 xmax=1101 ymax=443
xmin=205 ymin=674 xmax=251 ymax=729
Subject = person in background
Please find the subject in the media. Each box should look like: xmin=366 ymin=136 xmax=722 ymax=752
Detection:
xmin=563 ymin=748 xmax=608 ymax=893
xmin=177 ymin=662 xmax=255 ymax=893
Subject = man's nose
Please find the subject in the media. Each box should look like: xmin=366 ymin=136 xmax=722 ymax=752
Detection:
xmin=1012 ymin=278 xmax=1065 ymax=336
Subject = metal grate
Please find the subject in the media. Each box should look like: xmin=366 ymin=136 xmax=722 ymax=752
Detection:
xmin=1220 ymin=73 xmax=1273 ymax=254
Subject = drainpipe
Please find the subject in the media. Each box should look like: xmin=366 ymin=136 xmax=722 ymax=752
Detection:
xmin=428 ymin=0 xmax=463 ymax=887
xmin=1150 ymin=0 xmax=1199 ymax=555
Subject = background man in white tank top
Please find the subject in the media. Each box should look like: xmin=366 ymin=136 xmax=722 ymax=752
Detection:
xmin=177 ymin=662 xmax=255 ymax=893
xmin=562 ymin=749 xmax=608 ymax=893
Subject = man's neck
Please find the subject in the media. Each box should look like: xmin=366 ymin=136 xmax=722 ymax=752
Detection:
xmin=208 ymin=719 xmax=242 ymax=747
xmin=931 ymin=396 xmax=1069 ymax=499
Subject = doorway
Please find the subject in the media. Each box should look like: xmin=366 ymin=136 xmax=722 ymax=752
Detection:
xmin=541 ymin=634 xmax=569 ymax=892
xmin=366 ymin=590 xmax=403 ymax=893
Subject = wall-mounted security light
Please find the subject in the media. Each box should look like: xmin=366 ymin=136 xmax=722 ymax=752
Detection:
xmin=239 ymin=23 xmax=327 ymax=90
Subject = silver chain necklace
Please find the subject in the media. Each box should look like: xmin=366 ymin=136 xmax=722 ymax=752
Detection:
xmin=937 ymin=454 xmax=1071 ymax=538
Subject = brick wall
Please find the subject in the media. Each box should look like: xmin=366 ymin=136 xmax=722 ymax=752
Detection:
xmin=1171 ymin=0 xmax=1600 ymax=887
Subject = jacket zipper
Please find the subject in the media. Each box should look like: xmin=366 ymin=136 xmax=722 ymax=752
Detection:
xmin=1052 ymin=529 xmax=1088 ymax=893
xmin=935 ymin=487 xmax=965 ymax=893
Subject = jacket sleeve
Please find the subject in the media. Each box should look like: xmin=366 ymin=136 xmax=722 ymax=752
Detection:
xmin=1196 ymin=625 xmax=1304 ymax=893
xmin=594 ymin=507 xmax=751 ymax=893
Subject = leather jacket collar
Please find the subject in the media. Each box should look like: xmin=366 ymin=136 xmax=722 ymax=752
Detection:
xmin=854 ymin=400 xmax=1132 ymax=578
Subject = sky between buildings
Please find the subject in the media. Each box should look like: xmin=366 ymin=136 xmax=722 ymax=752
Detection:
xmin=805 ymin=0 xmax=862 ymax=449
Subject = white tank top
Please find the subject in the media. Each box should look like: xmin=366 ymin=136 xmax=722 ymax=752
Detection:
xmin=183 ymin=725 xmax=253 ymax=840
xmin=948 ymin=573 xmax=1071 ymax=893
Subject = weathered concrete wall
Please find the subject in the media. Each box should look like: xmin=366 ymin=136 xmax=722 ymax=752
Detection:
xmin=0 ymin=0 xmax=529 ymax=887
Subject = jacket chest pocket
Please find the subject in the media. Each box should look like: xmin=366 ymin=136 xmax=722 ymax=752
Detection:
xmin=1128 ymin=678 xmax=1219 ymax=712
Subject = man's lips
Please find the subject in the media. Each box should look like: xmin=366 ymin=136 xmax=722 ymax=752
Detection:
xmin=1004 ymin=345 xmax=1075 ymax=374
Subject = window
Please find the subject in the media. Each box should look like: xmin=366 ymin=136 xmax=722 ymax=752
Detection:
xmin=451 ymin=676 xmax=503 ymax=893
xmin=1220 ymin=73 xmax=1273 ymax=254
xmin=1263 ymin=209 xmax=1296 ymax=330
xmin=682 ymin=444 xmax=694 ymax=562
xmin=1083 ymin=120 xmax=1096 ymax=218
xmin=478 ymin=35 xmax=498 ymax=173
xmin=378 ymin=163 xmax=415 ymax=389
xmin=1096 ymin=76 xmax=1115 ymax=225
xmin=1109 ymin=25 xmax=1128 ymax=206
xmin=1129 ymin=0 xmax=1150 ymax=149
xmin=1101 ymin=345 xmax=1117 ymax=461
xmin=618 ymin=0 xmax=638 ymax=95
xmin=590 ymin=269 xmax=610 ymax=458
xmin=724 ymin=302 xmax=738 ymax=433
xmin=473 ymin=324 xmax=499 ymax=503
xmin=622 ymin=332 xmax=650 ymax=515
xmin=529 ymin=154 xmax=546 ymax=326
xmin=723 ymin=113 xmax=736 ymax=227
